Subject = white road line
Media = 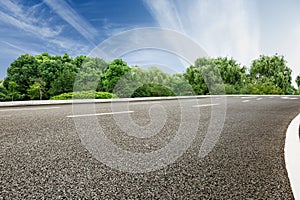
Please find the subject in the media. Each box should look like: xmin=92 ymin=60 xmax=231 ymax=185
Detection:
xmin=67 ymin=111 xmax=134 ymax=118
xmin=192 ymin=103 xmax=220 ymax=108
xmin=241 ymin=96 xmax=257 ymax=99
xmin=285 ymin=113 xmax=300 ymax=200
xmin=281 ymin=97 xmax=299 ymax=100
xmin=0 ymin=107 xmax=60 ymax=112
xmin=242 ymin=100 xmax=250 ymax=103
xmin=256 ymin=98 xmax=263 ymax=101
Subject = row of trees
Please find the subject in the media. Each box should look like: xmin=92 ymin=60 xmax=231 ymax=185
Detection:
xmin=0 ymin=53 xmax=299 ymax=101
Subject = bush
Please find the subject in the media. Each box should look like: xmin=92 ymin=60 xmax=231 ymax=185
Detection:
xmin=131 ymin=83 xmax=175 ymax=97
xmin=50 ymin=91 xmax=117 ymax=100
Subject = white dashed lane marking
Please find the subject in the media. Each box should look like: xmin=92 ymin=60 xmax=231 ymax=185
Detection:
xmin=242 ymin=100 xmax=250 ymax=103
xmin=192 ymin=103 xmax=220 ymax=108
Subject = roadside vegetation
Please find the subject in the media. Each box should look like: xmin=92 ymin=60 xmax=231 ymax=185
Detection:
xmin=0 ymin=53 xmax=299 ymax=101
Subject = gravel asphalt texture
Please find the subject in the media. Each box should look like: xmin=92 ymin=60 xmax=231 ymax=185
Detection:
xmin=0 ymin=96 xmax=300 ymax=199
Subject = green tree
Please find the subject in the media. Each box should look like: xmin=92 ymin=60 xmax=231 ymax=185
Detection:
xmin=213 ymin=57 xmax=247 ymax=91
xmin=4 ymin=54 xmax=39 ymax=97
xmin=8 ymin=81 xmax=22 ymax=101
xmin=0 ymin=80 xmax=8 ymax=101
xmin=101 ymin=59 xmax=131 ymax=93
xmin=250 ymin=54 xmax=292 ymax=94
xmin=27 ymin=78 xmax=46 ymax=100
xmin=168 ymin=74 xmax=194 ymax=96
xmin=74 ymin=57 xmax=107 ymax=91
xmin=184 ymin=58 xmax=225 ymax=95
xmin=49 ymin=62 xmax=78 ymax=96
xmin=296 ymin=75 xmax=300 ymax=89
xmin=73 ymin=55 xmax=87 ymax=69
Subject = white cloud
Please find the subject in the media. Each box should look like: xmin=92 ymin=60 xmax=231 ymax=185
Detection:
xmin=1 ymin=41 xmax=39 ymax=55
xmin=43 ymin=0 xmax=98 ymax=42
xmin=144 ymin=0 xmax=261 ymax=67
xmin=0 ymin=0 xmax=94 ymax=58
xmin=0 ymin=0 xmax=62 ymax=38
xmin=0 ymin=10 xmax=62 ymax=38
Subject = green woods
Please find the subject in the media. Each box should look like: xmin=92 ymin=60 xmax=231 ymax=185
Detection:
xmin=0 ymin=53 xmax=299 ymax=101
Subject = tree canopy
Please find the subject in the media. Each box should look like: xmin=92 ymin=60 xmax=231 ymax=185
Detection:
xmin=1 ymin=53 xmax=298 ymax=101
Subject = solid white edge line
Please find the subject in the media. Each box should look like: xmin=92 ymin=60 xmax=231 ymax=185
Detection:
xmin=66 ymin=111 xmax=134 ymax=118
xmin=285 ymin=113 xmax=300 ymax=200
xmin=0 ymin=107 xmax=60 ymax=112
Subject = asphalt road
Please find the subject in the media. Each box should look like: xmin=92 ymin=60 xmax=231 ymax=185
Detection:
xmin=0 ymin=96 xmax=300 ymax=199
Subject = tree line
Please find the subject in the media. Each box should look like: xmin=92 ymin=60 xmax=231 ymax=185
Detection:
xmin=0 ymin=52 xmax=299 ymax=101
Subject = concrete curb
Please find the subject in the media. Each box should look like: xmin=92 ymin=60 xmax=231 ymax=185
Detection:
xmin=0 ymin=95 xmax=299 ymax=107
xmin=0 ymin=96 xmax=210 ymax=107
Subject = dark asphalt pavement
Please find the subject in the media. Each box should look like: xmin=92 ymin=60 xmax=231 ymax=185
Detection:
xmin=0 ymin=96 xmax=299 ymax=199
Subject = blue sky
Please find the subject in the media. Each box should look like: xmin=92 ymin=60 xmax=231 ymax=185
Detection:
xmin=1 ymin=0 xmax=300 ymax=85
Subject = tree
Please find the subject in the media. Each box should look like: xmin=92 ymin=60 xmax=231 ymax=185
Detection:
xmin=168 ymin=74 xmax=195 ymax=96
xmin=27 ymin=78 xmax=46 ymax=100
xmin=250 ymin=54 xmax=292 ymax=94
xmin=73 ymin=55 xmax=87 ymax=69
xmin=296 ymin=75 xmax=300 ymax=89
xmin=184 ymin=57 xmax=225 ymax=95
xmin=131 ymin=83 xmax=175 ymax=97
xmin=213 ymin=57 xmax=246 ymax=87
xmin=0 ymin=80 xmax=8 ymax=101
xmin=74 ymin=57 xmax=107 ymax=91
xmin=49 ymin=63 xmax=77 ymax=96
xmin=4 ymin=54 xmax=39 ymax=97
xmin=8 ymin=81 xmax=21 ymax=101
xmin=101 ymin=59 xmax=131 ymax=93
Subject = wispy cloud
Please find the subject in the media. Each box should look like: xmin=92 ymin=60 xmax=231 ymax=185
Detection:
xmin=43 ymin=0 xmax=98 ymax=42
xmin=0 ymin=0 xmax=62 ymax=38
xmin=144 ymin=0 xmax=184 ymax=31
xmin=1 ymin=41 xmax=39 ymax=55
xmin=0 ymin=0 xmax=94 ymax=57
xmin=0 ymin=10 xmax=61 ymax=38
xmin=144 ymin=0 xmax=261 ymax=66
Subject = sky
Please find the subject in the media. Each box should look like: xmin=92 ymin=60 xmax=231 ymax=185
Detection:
xmin=1 ymin=0 xmax=300 ymax=86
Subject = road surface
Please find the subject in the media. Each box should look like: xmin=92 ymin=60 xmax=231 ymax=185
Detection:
xmin=0 ymin=96 xmax=299 ymax=199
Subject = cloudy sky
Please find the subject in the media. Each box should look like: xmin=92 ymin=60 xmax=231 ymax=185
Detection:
xmin=1 ymin=0 xmax=300 ymax=85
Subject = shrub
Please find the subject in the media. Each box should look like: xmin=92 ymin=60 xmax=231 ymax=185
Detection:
xmin=50 ymin=91 xmax=117 ymax=100
xmin=131 ymin=83 xmax=175 ymax=98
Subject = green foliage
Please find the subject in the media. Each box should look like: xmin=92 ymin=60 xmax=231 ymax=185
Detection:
xmin=101 ymin=59 xmax=131 ymax=93
xmin=74 ymin=57 xmax=107 ymax=91
xmin=49 ymin=62 xmax=78 ymax=96
xmin=213 ymin=57 xmax=246 ymax=86
xmin=8 ymin=81 xmax=24 ymax=101
xmin=110 ymin=66 xmax=193 ymax=97
xmin=250 ymin=54 xmax=292 ymax=94
xmin=184 ymin=57 xmax=226 ymax=95
xmin=0 ymin=80 xmax=9 ymax=101
xmin=4 ymin=54 xmax=39 ymax=97
xmin=27 ymin=78 xmax=46 ymax=100
xmin=296 ymin=75 xmax=300 ymax=89
xmin=131 ymin=83 xmax=175 ymax=98
xmin=50 ymin=91 xmax=117 ymax=100
xmin=168 ymin=74 xmax=195 ymax=96
xmin=2 ymin=53 xmax=298 ymax=101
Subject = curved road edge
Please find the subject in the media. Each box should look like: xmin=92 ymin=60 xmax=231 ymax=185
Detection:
xmin=285 ymin=113 xmax=300 ymax=200
xmin=0 ymin=95 xmax=298 ymax=108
